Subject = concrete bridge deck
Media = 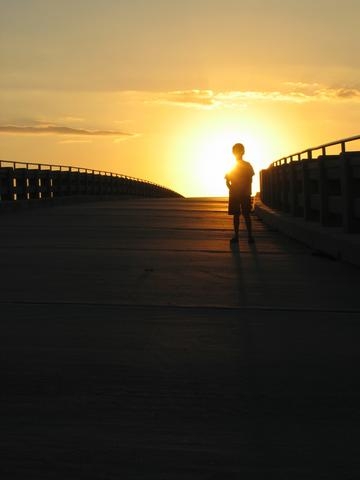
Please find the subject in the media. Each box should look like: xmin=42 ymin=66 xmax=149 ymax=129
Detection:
xmin=1 ymin=197 xmax=360 ymax=479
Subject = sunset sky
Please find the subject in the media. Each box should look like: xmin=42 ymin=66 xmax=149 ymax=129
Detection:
xmin=1 ymin=0 xmax=359 ymax=196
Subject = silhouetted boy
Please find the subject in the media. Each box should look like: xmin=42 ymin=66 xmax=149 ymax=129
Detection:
xmin=225 ymin=143 xmax=255 ymax=243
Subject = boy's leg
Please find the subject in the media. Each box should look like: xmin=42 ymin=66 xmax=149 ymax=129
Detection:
xmin=231 ymin=214 xmax=240 ymax=241
xmin=244 ymin=212 xmax=254 ymax=242
xmin=243 ymin=197 xmax=254 ymax=243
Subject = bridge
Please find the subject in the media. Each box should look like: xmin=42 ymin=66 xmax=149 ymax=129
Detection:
xmin=257 ymin=135 xmax=360 ymax=266
xmin=0 ymin=158 xmax=182 ymax=205
xmin=260 ymin=135 xmax=360 ymax=232
xmin=1 ymin=137 xmax=360 ymax=478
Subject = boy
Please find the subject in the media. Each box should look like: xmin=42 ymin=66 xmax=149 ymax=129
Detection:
xmin=225 ymin=143 xmax=255 ymax=243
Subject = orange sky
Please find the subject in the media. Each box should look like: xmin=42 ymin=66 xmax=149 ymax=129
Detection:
xmin=1 ymin=0 xmax=359 ymax=196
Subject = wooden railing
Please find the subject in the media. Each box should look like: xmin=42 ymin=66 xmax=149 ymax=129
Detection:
xmin=0 ymin=160 xmax=182 ymax=202
xmin=260 ymin=136 xmax=360 ymax=233
xmin=270 ymin=135 xmax=360 ymax=166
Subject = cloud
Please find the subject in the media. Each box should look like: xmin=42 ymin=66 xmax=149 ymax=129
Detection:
xmin=58 ymin=116 xmax=84 ymax=123
xmin=152 ymin=89 xmax=305 ymax=108
xmin=276 ymin=82 xmax=360 ymax=101
xmin=153 ymin=90 xmax=218 ymax=108
xmin=0 ymin=124 xmax=136 ymax=137
xmin=335 ymin=88 xmax=360 ymax=98
xmin=58 ymin=139 xmax=93 ymax=144
xmin=153 ymin=84 xmax=360 ymax=109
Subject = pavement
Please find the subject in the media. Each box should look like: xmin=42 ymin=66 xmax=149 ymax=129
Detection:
xmin=1 ymin=197 xmax=360 ymax=479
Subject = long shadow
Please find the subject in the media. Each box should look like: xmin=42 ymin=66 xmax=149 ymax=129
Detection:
xmin=229 ymin=237 xmax=267 ymax=452
xmin=229 ymin=238 xmax=259 ymax=306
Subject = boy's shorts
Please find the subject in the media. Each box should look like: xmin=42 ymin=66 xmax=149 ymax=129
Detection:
xmin=228 ymin=193 xmax=251 ymax=216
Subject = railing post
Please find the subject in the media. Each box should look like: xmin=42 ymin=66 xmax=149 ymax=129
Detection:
xmin=14 ymin=168 xmax=28 ymax=201
xmin=302 ymin=160 xmax=311 ymax=221
xmin=271 ymin=167 xmax=277 ymax=209
xmin=0 ymin=167 xmax=15 ymax=201
xmin=289 ymin=163 xmax=297 ymax=216
xmin=28 ymin=169 xmax=41 ymax=200
xmin=40 ymin=169 xmax=52 ymax=199
xmin=274 ymin=167 xmax=281 ymax=209
xmin=259 ymin=170 xmax=265 ymax=203
xmin=341 ymin=153 xmax=352 ymax=233
xmin=318 ymin=156 xmax=329 ymax=227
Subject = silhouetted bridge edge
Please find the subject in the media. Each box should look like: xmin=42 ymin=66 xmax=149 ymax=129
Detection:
xmin=0 ymin=159 xmax=183 ymax=210
xmin=255 ymin=200 xmax=360 ymax=268
xmin=257 ymin=135 xmax=360 ymax=268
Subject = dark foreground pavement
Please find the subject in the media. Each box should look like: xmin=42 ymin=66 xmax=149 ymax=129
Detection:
xmin=1 ymin=197 xmax=360 ymax=479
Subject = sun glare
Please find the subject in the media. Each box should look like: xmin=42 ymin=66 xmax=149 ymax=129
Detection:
xmin=190 ymin=129 xmax=268 ymax=197
xmin=169 ymin=113 xmax=283 ymax=197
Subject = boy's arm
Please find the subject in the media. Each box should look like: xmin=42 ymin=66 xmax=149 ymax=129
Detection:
xmin=224 ymin=174 xmax=231 ymax=189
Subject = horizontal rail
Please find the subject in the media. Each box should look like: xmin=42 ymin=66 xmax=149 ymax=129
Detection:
xmin=271 ymin=134 xmax=360 ymax=167
xmin=0 ymin=160 xmax=182 ymax=202
xmin=260 ymin=145 xmax=360 ymax=233
xmin=0 ymin=158 xmax=171 ymax=192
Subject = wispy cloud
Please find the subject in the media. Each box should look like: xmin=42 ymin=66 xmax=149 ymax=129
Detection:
xmin=153 ymin=84 xmax=360 ymax=109
xmin=0 ymin=124 xmax=136 ymax=137
xmin=58 ymin=139 xmax=93 ymax=144
xmin=153 ymin=90 xmax=219 ymax=108
xmin=57 ymin=116 xmax=84 ymax=123
xmin=283 ymin=82 xmax=360 ymax=101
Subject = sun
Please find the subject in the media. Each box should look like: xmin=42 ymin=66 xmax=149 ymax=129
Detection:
xmin=190 ymin=129 xmax=266 ymax=197
xmin=193 ymin=133 xmax=236 ymax=196
xmin=168 ymin=114 xmax=280 ymax=197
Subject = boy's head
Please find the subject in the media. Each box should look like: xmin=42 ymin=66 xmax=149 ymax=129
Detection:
xmin=232 ymin=143 xmax=245 ymax=159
